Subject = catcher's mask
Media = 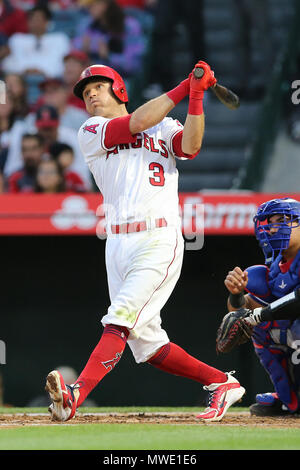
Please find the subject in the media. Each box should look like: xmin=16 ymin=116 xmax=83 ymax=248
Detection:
xmin=253 ymin=197 xmax=300 ymax=265
xmin=73 ymin=64 xmax=128 ymax=103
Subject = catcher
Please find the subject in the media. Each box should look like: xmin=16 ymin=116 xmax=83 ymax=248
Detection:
xmin=217 ymin=197 xmax=300 ymax=416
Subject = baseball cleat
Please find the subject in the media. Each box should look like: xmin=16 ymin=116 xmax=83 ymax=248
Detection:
xmin=45 ymin=370 xmax=79 ymax=422
xmin=256 ymin=392 xmax=279 ymax=406
xmin=196 ymin=371 xmax=245 ymax=422
xmin=250 ymin=392 xmax=299 ymax=416
xmin=249 ymin=401 xmax=291 ymax=417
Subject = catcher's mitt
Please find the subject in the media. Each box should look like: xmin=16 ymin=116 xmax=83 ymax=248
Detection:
xmin=216 ymin=308 xmax=254 ymax=354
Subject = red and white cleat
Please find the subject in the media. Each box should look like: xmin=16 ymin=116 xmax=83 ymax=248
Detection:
xmin=45 ymin=370 xmax=79 ymax=422
xmin=196 ymin=371 xmax=245 ymax=422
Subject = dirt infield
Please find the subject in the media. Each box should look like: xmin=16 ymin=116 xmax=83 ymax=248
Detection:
xmin=1 ymin=411 xmax=300 ymax=428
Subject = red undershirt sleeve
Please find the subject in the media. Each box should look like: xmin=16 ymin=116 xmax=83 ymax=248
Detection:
xmin=172 ymin=131 xmax=199 ymax=160
xmin=104 ymin=114 xmax=137 ymax=148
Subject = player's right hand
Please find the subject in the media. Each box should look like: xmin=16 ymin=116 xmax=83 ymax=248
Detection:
xmin=224 ymin=267 xmax=248 ymax=294
xmin=190 ymin=60 xmax=217 ymax=92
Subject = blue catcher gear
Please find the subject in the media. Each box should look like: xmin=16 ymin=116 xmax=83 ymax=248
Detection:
xmin=245 ymin=265 xmax=272 ymax=303
xmin=254 ymin=198 xmax=300 ymax=264
xmin=252 ymin=321 xmax=300 ymax=412
xmin=268 ymin=250 xmax=300 ymax=298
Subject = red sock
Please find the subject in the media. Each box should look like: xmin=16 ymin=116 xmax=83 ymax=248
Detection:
xmin=148 ymin=342 xmax=227 ymax=386
xmin=74 ymin=324 xmax=129 ymax=407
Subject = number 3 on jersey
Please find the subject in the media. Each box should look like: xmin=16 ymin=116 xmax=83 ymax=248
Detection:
xmin=149 ymin=162 xmax=165 ymax=187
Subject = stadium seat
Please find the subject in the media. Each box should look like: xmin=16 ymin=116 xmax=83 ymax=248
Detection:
xmin=178 ymin=172 xmax=235 ymax=192
xmin=164 ymin=0 xmax=295 ymax=191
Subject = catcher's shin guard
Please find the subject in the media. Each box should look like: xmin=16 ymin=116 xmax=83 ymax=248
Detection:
xmin=252 ymin=328 xmax=300 ymax=413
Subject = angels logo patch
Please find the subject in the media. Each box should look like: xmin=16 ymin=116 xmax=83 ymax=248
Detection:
xmin=101 ymin=352 xmax=123 ymax=372
xmin=83 ymin=68 xmax=92 ymax=77
xmin=83 ymin=124 xmax=100 ymax=134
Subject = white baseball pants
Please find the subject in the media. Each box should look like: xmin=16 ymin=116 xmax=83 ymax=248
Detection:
xmin=101 ymin=225 xmax=184 ymax=363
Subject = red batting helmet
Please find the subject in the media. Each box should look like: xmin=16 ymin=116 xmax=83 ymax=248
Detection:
xmin=73 ymin=64 xmax=128 ymax=103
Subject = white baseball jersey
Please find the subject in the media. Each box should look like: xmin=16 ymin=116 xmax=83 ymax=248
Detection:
xmin=78 ymin=115 xmax=186 ymax=232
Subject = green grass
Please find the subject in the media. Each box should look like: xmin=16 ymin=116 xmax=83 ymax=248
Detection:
xmin=0 ymin=407 xmax=300 ymax=450
xmin=1 ymin=423 xmax=300 ymax=450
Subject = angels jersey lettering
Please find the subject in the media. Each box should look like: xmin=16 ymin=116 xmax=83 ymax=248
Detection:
xmin=105 ymin=134 xmax=169 ymax=160
xmin=78 ymin=116 xmax=185 ymax=232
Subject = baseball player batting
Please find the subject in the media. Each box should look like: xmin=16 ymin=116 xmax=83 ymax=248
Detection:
xmin=45 ymin=60 xmax=245 ymax=422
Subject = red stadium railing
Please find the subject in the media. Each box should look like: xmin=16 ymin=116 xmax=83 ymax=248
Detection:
xmin=0 ymin=192 xmax=297 ymax=236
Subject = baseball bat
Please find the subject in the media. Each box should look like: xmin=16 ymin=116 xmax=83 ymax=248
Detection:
xmin=193 ymin=67 xmax=240 ymax=110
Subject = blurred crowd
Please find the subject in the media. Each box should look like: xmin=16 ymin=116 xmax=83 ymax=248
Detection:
xmin=1 ymin=0 xmax=290 ymax=196
xmin=0 ymin=0 xmax=157 ymax=194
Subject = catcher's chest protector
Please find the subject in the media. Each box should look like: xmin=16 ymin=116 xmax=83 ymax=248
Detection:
xmin=245 ymin=251 xmax=300 ymax=302
xmin=269 ymin=250 xmax=300 ymax=298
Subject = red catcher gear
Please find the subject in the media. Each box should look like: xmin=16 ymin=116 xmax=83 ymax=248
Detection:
xmin=73 ymin=64 xmax=128 ymax=103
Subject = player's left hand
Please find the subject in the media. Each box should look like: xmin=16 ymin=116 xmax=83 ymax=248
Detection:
xmin=190 ymin=60 xmax=217 ymax=92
